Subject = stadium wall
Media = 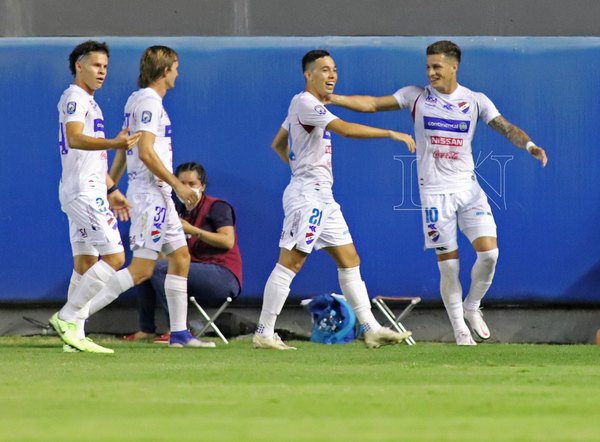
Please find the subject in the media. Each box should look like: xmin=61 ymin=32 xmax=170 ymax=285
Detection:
xmin=0 ymin=36 xmax=598 ymax=306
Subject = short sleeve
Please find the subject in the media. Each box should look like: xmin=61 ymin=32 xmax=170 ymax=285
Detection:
xmin=392 ymin=86 xmax=424 ymax=110
xmin=476 ymin=92 xmax=501 ymax=124
xmin=281 ymin=117 xmax=289 ymax=130
xmin=62 ymin=93 xmax=88 ymax=124
xmin=134 ymin=97 xmax=162 ymax=135
xmin=297 ymin=99 xmax=338 ymax=129
xmin=209 ymin=201 xmax=235 ymax=229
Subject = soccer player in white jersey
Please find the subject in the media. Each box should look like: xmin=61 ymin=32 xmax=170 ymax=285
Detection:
xmin=84 ymin=46 xmax=212 ymax=348
xmin=330 ymin=40 xmax=548 ymax=345
xmin=253 ymin=49 xmax=416 ymax=350
xmin=50 ymin=41 xmax=142 ymax=353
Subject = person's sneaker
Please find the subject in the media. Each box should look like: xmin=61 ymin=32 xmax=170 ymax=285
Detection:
xmin=168 ymin=330 xmax=216 ymax=348
xmin=455 ymin=331 xmax=477 ymax=346
xmin=364 ymin=327 xmax=412 ymax=348
xmin=79 ymin=337 xmax=114 ymax=354
xmin=464 ymin=308 xmax=491 ymax=340
xmin=62 ymin=344 xmax=80 ymax=353
xmin=49 ymin=312 xmax=86 ymax=351
xmin=252 ymin=333 xmax=297 ymax=350
xmin=153 ymin=332 xmax=170 ymax=344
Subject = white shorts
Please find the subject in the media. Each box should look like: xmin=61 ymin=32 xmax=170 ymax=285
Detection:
xmin=278 ymin=188 xmax=352 ymax=254
xmin=62 ymin=193 xmax=124 ymax=257
xmin=420 ymin=183 xmax=497 ymax=252
xmin=128 ymin=192 xmax=187 ymax=260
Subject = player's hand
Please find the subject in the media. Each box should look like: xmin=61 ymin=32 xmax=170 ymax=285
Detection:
xmin=107 ymin=190 xmax=132 ymax=222
xmin=175 ymin=184 xmax=199 ymax=211
xmin=113 ymin=128 xmax=142 ymax=150
xmin=389 ymin=131 xmax=416 ymax=152
xmin=530 ymin=146 xmax=548 ymax=167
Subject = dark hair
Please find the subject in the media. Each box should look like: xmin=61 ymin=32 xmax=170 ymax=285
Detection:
xmin=426 ymin=40 xmax=461 ymax=63
xmin=138 ymin=45 xmax=179 ymax=88
xmin=302 ymin=49 xmax=331 ymax=72
xmin=175 ymin=162 xmax=206 ymax=185
xmin=69 ymin=40 xmax=109 ymax=76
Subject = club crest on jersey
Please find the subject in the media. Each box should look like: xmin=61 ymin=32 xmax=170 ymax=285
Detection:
xmin=141 ymin=111 xmax=152 ymax=124
xmin=314 ymin=105 xmax=327 ymax=115
xmin=66 ymin=101 xmax=77 ymax=114
xmin=458 ymin=101 xmax=470 ymax=113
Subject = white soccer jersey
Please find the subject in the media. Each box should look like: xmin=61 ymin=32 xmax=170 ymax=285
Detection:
xmin=123 ymin=88 xmax=173 ymax=196
xmin=284 ymin=91 xmax=338 ymax=200
xmin=393 ymin=84 xmax=500 ymax=194
xmin=58 ymin=84 xmax=108 ymax=204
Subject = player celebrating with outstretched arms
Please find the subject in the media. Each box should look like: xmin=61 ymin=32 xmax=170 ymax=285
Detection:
xmin=50 ymin=40 xmax=141 ymax=353
xmin=253 ymin=49 xmax=415 ymax=350
xmin=330 ymin=40 xmax=548 ymax=345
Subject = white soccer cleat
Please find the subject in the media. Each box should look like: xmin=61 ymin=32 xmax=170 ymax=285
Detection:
xmin=252 ymin=333 xmax=297 ymax=350
xmin=464 ymin=308 xmax=491 ymax=340
xmin=364 ymin=327 xmax=412 ymax=348
xmin=455 ymin=331 xmax=477 ymax=346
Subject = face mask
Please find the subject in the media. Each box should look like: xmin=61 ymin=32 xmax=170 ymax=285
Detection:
xmin=177 ymin=187 xmax=202 ymax=206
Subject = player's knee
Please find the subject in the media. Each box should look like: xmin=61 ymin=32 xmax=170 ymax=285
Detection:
xmin=103 ymin=252 xmax=125 ymax=271
xmin=477 ymin=248 xmax=499 ymax=270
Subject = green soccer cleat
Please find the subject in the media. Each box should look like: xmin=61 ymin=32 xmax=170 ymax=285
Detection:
xmin=49 ymin=312 xmax=86 ymax=351
xmin=79 ymin=338 xmax=114 ymax=354
xmin=62 ymin=344 xmax=80 ymax=353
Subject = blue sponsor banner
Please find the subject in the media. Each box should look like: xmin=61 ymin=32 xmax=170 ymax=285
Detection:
xmin=424 ymin=116 xmax=470 ymax=133
xmin=165 ymin=125 xmax=172 ymax=137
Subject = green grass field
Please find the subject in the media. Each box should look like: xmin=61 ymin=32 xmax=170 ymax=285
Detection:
xmin=0 ymin=336 xmax=598 ymax=442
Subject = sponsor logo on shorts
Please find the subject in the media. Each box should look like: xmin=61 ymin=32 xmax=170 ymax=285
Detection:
xmin=431 ymin=136 xmax=463 ymax=147
xmin=433 ymin=150 xmax=459 ymax=160
xmin=66 ymin=101 xmax=77 ymax=114
xmin=424 ymin=117 xmax=470 ymax=133
xmin=314 ymin=105 xmax=327 ymax=115
xmin=151 ymin=230 xmax=161 ymax=243
xmin=141 ymin=111 xmax=152 ymax=124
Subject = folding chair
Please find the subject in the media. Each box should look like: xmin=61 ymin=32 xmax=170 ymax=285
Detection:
xmin=372 ymin=296 xmax=421 ymax=345
xmin=189 ymin=296 xmax=233 ymax=344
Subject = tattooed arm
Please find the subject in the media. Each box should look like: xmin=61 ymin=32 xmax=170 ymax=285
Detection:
xmin=489 ymin=116 xmax=548 ymax=167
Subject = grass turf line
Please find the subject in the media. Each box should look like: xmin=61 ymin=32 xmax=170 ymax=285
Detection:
xmin=0 ymin=336 xmax=598 ymax=441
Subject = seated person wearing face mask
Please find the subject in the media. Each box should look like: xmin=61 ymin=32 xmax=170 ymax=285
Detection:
xmin=125 ymin=161 xmax=243 ymax=341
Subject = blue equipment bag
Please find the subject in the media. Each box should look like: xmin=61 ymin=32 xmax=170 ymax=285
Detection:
xmin=302 ymin=293 xmax=357 ymax=344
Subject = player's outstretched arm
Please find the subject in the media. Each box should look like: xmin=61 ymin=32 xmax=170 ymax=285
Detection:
xmin=327 ymin=94 xmax=400 ymax=113
xmin=66 ymin=122 xmax=141 ymax=151
xmin=271 ymin=127 xmax=290 ymax=165
xmin=327 ymin=119 xmax=415 ymax=152
xmin=489 ymin=116 xmax=548 ymax=167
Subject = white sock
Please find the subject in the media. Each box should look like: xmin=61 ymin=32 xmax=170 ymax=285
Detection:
xmin=256 ymin=263 xmax=295 ymax=337
xmin=87 ymin=268 xmax=134 ymax=317
xmin=338 ymin=266 xmax=380 ymax=333
xmin=464 ymin=249 xmax=499 ymax=311
xmin=59 ymin=260 xmax=115 ymax=322
xmin=66 ymin=270 xmax=88 ymax=340
xmin=165 ymin=274 xmax=188 ymax=332
xmin=438 ymin=259 xmax=469 ymax=336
